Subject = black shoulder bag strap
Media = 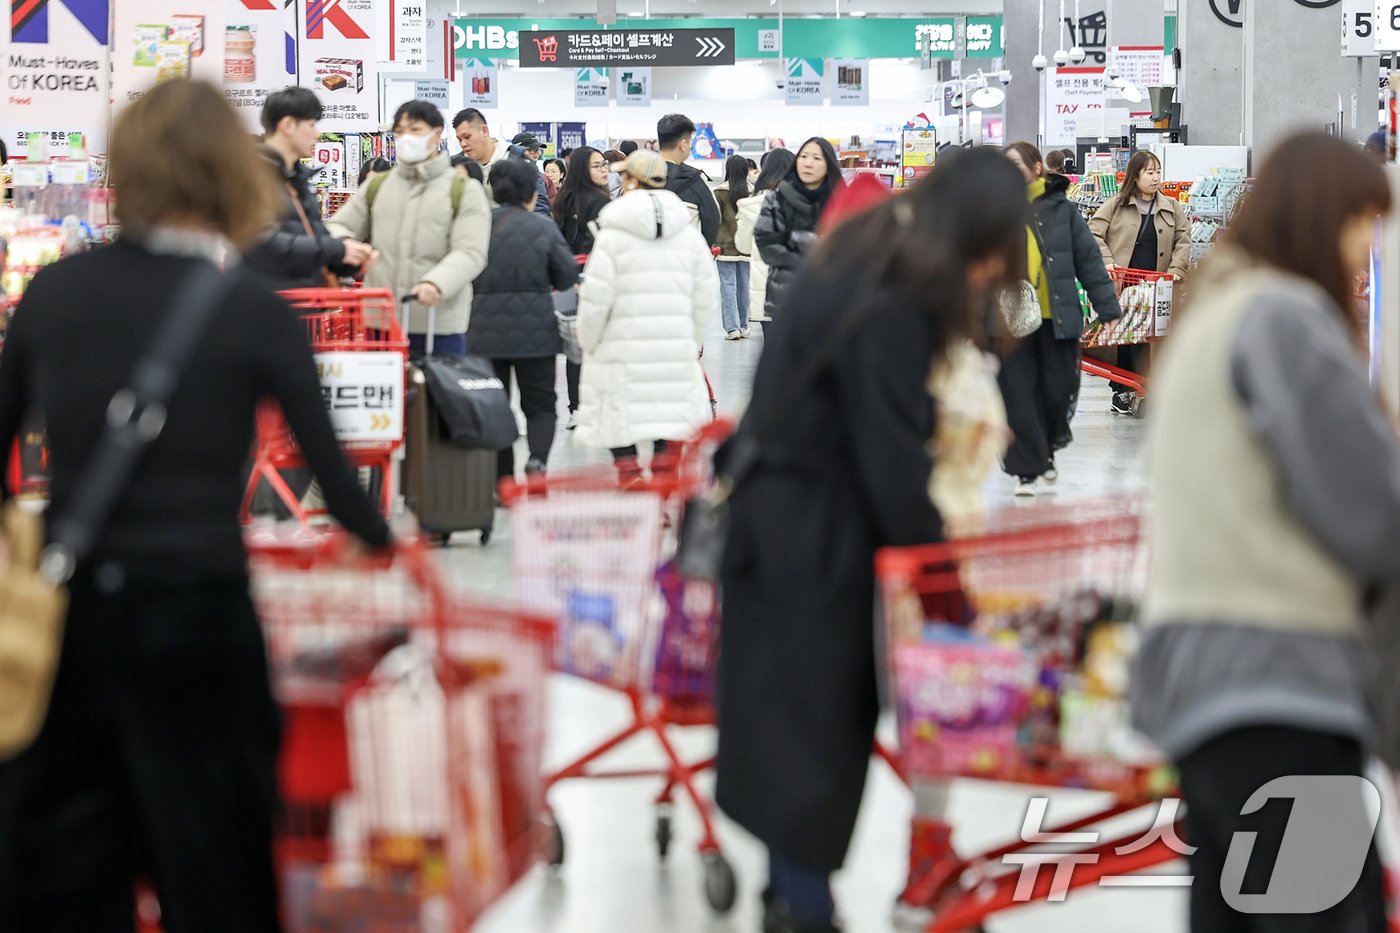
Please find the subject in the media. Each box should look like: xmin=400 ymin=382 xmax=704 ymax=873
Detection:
xmin=41 ymin=261 xmax=233 ymax=584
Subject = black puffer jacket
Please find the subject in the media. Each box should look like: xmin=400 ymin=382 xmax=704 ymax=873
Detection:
xmin=1032 ymin=173 xmax=1120 ymax=339
xmin=754 ymin=182 xmax=822 ymax=320
xmin=242 ymin=146 xmax=354 ymax=291
xmin=468 ymin=206 xmax=580 ymax=358
xmin=665 ymin=161 xmax=721 ymax=246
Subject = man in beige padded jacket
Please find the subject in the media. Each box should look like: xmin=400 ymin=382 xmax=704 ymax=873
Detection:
xmin=329 ymin=99 xmax=490 ymax=357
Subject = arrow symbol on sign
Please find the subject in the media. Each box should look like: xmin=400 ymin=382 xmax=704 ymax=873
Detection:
xmin=370 ymin=414 xmax=392 ymax=431
xmin=696 ymin=36 xmax=726 ymax=57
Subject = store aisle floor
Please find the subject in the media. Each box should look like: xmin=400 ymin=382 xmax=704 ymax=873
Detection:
xmin=438 ymin=327 xmax=1182 ymax=933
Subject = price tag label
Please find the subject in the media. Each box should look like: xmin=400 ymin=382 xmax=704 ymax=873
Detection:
xmin=50 ymin=161 xmax=89 ymax=185
xmin=1377 ymin=0 xmax=1400 ymax=52
xmin=11 ymin=162 xmax=49 ymax=188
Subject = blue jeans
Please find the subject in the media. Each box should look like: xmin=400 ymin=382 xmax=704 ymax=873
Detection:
xmin=718 ymin=261 xmax=751 ymax=334
xmin=408 ymin=332 xmax=467 ymax=358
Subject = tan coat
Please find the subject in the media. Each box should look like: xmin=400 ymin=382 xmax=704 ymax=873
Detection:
xmin=328 ymin=154 xmax=491 ymax=335
xmin=1089 ymin=192 xmax=1191 ymax=277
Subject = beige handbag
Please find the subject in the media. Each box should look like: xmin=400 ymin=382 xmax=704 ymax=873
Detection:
xmin=0 ymin=503 xmax=67 ymax=758
xmin=0 ymin=262 xmax=231 ymax=761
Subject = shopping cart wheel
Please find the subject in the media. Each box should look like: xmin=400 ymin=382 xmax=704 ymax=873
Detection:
xmin=702 ymin=853 xmax=737 ymax=914
xmin=432 ymin=532 xmax=453 ymax=547
xmin=480 ymin=526 xmax=493 ymax=546
xmin=542 ymin=812 xmax=566 ymax=868
xmin=654 ymin=805 xmax=673 ymax=861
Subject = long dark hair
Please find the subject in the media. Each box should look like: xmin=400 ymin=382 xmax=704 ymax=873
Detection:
xmin=1117 ymin=150 xmax=1161 ymax=207
xmin=755 ymin=149 xmax=795 ymax=192
xmin=1225 ymin=131 xmax=1392 ymax=327
xmin=723 ymin=154 xmax=751 ymax=205
xmin=787 ymin=136 xmax=843 ymax=205
xmin=817 ymin=147 xmax=1030 ymax=359
xmin=553 ymin=145 xmax=608 ymax=226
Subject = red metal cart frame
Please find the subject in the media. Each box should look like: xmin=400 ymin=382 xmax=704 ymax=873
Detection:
xmin=241 ymin=288 xmax=408 ymax=526
xmin=501 ymin=425 xmax=736 ymax=913
xmin=878 ymin=500 xmax=1181 ymax=932
xmin=1080 ymin=268 xmax=1175 ymax=407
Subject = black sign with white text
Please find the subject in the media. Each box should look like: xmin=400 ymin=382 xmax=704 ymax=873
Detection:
xmin=518 ymin=28 xmax=736 ymax=67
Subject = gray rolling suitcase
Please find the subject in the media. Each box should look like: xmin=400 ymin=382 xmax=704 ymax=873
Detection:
xmin=401 ymin=302 xmax=497 ymax=546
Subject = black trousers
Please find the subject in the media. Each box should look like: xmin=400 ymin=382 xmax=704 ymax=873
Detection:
xmin=566 ymin=360 xmax=582 ymax=414
xmin=1110 ymin=343 xmax=1149 ymax=395
xmin=1177 ymin=726 xmax=1387 ymax=933
xmin=999 ymin=325 xmax=1082 ymax=480
xmin=0 ymin=569 xmax=281 ymax=933
xmin=492 ymin=357 xmax=559 ymax=479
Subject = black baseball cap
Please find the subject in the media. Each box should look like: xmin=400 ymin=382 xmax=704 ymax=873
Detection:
xmin=511 ymin=132 xmax=543 ymax=151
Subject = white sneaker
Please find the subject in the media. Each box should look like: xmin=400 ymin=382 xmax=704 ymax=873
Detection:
xmin=1014 ymin=480 xmax=1037 ymax=498
xmin=740 ymin=328 xmax=751 ymax=338
xmin=725 ymin=330 xmax=742 ymax=341
xmin=1042 ymin=467 xmax=1058 ymax=485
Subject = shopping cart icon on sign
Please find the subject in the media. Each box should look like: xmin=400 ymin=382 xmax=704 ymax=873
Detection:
xmin=534 ymin=36 xmax=559 ymax=62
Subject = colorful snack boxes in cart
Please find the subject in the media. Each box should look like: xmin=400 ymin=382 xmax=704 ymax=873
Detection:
xmin=894 ymin=628 xmax=1036 ymax=778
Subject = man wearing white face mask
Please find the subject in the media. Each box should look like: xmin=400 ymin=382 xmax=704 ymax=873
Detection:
xmin=329 ymin=100 xmax=491 ymax=357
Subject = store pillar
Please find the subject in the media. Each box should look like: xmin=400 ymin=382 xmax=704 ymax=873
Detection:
xmin=1006 ymin=0 xmax=1168 ymax=145
xmin=1244 ymin=0 xmax=1380 ymax=158
xmin=1177 ymin=0 xmax=1245 ymax=146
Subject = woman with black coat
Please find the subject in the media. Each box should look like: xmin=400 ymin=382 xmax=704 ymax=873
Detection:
xmin=1000 ymin=141 xmax=1120 ymax=497
xmin=469 ymin=159 xmax=580 ymax=480
xmin=552 ymin=147 xmax=611 ymax=421
xmin=753 ymin=137 xmax=843 ymax=323
xmin=716 ymin=149 xmax=1032 ymax=933
xmin=0 ymin=80 xmax=391 ymax=933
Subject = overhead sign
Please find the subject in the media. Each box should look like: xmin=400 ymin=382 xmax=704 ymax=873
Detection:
xmin=574 ymin=68 xmax=610 ymax=107
xmin=1377 ymin=0 xmax=1400 ymax=50
xmin=113 ymin=0 xmax=227 ymax=108
xmin=453 ymin=17 xmax=1004 ymax=62
xmin=1 ymin=0 xmax=112 ymax=156
xmin=1110 ymin=46 xmax=1164 ymax=97
xmin=224 ymin=0 xmax=299 ymax=132
xmin=520 ymin=28 xmax=735 ymax=68
xmin=1344 ymin=0 xmax=1378 ymax=54
xmin=462 ymin=60 xmax=498 ymax=109
xmin=379 ymin=0 xmax=426 ymax=71
xmin=299 ymin=0 xmax=379 ymax=132
xmin=785 ymin=58 xmax=824 ymax=106
xmin=316 ymin=352 xmax=404 ymax=443
xmin=832 ymin=59 xmax=870 ymax=106
xmin=617 ymin=67 xmax=652 ymax=107
xmin=1044 ymin=67 xmax=1129 ymax=148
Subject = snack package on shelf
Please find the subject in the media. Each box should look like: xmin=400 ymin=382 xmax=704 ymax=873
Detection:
xmin=2 ymin=227 xmax=68 ymax=305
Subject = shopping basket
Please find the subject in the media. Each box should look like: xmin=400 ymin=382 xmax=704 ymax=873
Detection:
xmin=241 ymin=288 xmax=408 ymax=526
xmin=878 ymin=499 xmax=1181 ymax=932
xmin=501 ymin=425 xmax=737 ymax=914
xmin=1078 ymin=268 xmax=1175 ymax=405
xmin=258 ymin=533 xmax=552 ymax=932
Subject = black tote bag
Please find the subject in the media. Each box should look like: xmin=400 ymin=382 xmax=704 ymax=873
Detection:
xmin=418 ymin=354 xmax=519 ymax=451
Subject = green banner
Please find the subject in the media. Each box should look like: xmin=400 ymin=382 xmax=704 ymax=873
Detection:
xmin=452 ymin=16 xmax=1003 ymax=61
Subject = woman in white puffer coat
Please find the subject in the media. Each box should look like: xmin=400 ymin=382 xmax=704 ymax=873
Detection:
xmin=734 ymin=148 xmax=794 ymax=323
xmin=574 ymin=150 xmax=720 ymax=472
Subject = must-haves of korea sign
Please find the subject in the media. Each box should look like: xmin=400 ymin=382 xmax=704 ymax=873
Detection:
xmin=454 ymin=16 xmax=1006 ymax=61
xmin=520 ymin=28 xmax=736 ymax=67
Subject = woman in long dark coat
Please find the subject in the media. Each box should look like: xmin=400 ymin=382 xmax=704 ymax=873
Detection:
xmin=715 ymin=148 xmax=1031 ymax=933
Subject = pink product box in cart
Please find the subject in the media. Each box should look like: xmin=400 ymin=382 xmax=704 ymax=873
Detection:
xmin=895 ymin=639 xmax=1036 ymax=777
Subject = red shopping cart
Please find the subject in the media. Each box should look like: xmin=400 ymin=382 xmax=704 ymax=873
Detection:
xmin=500 ymin=427 xmax=736 ymax=914
xmin=1079 ymin=268 xmax=1175 ymax=413
xmin=136 ymin=532 xmax=554 ymax=932
xmin=878 ymin=499 xmax=1182 ymax=932
xmin=241 ymin=288 xmax=408 ymax=525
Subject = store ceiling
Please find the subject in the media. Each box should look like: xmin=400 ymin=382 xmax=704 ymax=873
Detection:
xmin=442 ymin=0 xmax=1002 ymax=18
